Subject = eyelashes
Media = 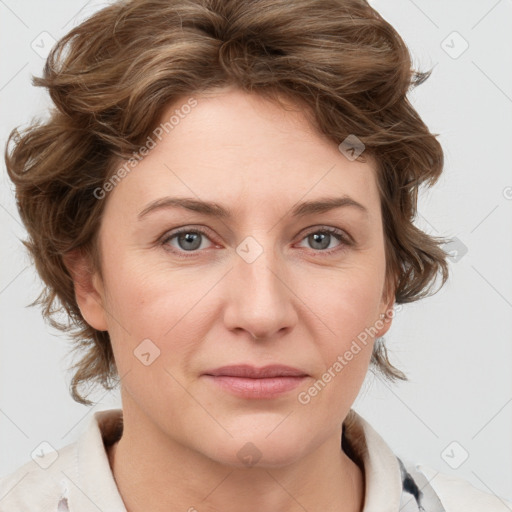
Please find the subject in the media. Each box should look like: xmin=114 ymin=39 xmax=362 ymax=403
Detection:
xmin=296 ymin=227 xmax=352 ymax=253
xmin=159 ymin=225 xmax=353 ymax=259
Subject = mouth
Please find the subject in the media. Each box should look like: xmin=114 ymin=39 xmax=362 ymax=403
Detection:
xmin=202 ymin=364 xmax=309 ymax=399
xmin=204 ymin=364 xmax=308 ymax=378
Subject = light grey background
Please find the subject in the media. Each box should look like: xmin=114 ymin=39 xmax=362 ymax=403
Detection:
xmin=1 ymin=0 xmax=511 ymax=504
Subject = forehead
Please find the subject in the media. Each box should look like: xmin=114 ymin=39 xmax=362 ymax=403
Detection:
xmin=105 ymin=88 xmax=380 ymax=216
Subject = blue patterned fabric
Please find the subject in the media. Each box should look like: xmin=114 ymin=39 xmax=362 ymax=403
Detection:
xmin=398 ymin=458 xmax=445 ymax=512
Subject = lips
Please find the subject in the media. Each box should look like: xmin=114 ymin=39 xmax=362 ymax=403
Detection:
xmin=202 ymin=364 xmax=309 ymax=399
xmin=203 ymin=364 xmax=308 ymax=378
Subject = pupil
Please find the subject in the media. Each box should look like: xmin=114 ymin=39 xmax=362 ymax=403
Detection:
xmin=180 ymin=232 xmax=201 ymax=251
xmin=311 ymin=232 xmax=329 ymax=250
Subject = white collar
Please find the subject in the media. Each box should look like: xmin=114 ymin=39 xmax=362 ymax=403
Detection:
xmin=74 ymin=407 xmax=404 ymax=511
xmin=0 ymin=407 xmax=404 ymax=511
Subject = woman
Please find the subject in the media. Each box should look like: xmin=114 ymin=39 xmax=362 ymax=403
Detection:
xmin=1 ymin=0 xmax=509 ymax=510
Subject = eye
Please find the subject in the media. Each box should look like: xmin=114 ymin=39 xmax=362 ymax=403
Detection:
xmin=161 ymin=227 xmax=214 ymax=255
xmin=160 ymin=225 xmax=352 ymax=258
xmin=297 ymin=227 xmax=352 ymax=254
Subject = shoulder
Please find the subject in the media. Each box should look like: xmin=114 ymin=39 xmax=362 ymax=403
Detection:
xmin=0 ymin=408 xmax=125 ymax=511
xmin=405 ymin=461 xmax=512 ymax=512
xmin=0 ymin=441 xmax=77 ymax=510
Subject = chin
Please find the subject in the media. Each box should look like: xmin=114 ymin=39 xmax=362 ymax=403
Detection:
xmin=203 ymin=425 xmax=311 ymax=469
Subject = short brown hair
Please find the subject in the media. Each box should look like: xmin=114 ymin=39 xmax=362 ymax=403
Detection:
xmin=5 ymin=0 xmax=448 ymax=405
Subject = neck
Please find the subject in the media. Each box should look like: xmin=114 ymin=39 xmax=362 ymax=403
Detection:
xmin=107 ymin=406 xmax=364 ymax=512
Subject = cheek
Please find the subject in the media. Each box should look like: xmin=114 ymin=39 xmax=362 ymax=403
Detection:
xmin=302 ymin=264 xmax=385 ymax=339
xmin=295 ymin=278 xmax=381 ymax=415
xmin=99 ymin=261 xmax=210 ymax=415
xmin=100 ymin=255 xmax=217 ymax=365
xmin=296 ymin=260 xmax=385 ymax=398
xmin=103 ymin=252 xmax=196 ymax=322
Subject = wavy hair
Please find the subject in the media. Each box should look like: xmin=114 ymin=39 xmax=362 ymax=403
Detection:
xmin=5 ymin=0 xmax=448 ymax=405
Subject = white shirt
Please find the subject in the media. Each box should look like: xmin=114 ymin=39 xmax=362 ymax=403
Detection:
xmin=0 ymin=408 xmax=510 ymax=511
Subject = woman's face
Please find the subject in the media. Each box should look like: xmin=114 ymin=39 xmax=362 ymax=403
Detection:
xmin=80 ymin=86 xmax=394 ymax=467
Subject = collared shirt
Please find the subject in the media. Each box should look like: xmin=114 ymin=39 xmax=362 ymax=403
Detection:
xmin=0 ymin=408 xmax=510 ymax=511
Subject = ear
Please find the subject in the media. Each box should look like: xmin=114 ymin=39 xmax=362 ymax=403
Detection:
xmin=375 ymin=274 xmax=396 ymax=338
xmin=63 ymin=249 xmax=109 ymax=331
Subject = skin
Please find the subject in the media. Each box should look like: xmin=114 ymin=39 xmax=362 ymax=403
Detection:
xmin=69 ymin=85 xmax=395 ymax=512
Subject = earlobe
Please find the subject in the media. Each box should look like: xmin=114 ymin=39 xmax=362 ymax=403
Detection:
xmin=377 ymin=306 xmax=394 ymax=338
xmin=377 ymin=279 xmax=396 ymax=337
xmin=63 ymin=249 xmax=109 ymax=331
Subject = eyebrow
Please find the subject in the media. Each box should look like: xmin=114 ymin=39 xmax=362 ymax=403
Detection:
xmin=137 ymin=195 xmax=368 ymax=220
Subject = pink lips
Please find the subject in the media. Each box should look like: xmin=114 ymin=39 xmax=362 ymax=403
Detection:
xmin=202 ymin=364 xmax=308 ymax=399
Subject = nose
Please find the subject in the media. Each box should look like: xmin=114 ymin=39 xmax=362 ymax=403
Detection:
xmin=222 ymin=240 xmax=297 ymax=341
